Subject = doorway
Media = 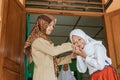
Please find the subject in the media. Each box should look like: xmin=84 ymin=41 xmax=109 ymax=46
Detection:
xmin=25 ymin=14 xmax=105 ymax=80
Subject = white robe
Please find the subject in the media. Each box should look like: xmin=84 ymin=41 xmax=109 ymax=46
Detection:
xmin=58 ymin=64 xmax=76 ymax=80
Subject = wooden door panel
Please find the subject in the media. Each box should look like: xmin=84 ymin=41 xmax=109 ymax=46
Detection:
xmin=104 ymin=9 xmax=120 ymax=75
xmin=4 ymin=68 xmax=20 ymax=80
xmin=0 ymin=0 xmax=26 ymax=80
xmin=109 ymin=13 xmax=120 ymax=67
xmin=4 ymin=58 xmax=20 ymax=73
xmin=5 ymin=0 xmax=25 ymax=63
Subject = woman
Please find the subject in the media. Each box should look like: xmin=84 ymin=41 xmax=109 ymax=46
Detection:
xmin=69 ymin=29 xmax=119 ymax=80
xmin=24 ymin=14 xmax=72 ymax=80
xmin=58 ymin=64 xmax=76 ymax=80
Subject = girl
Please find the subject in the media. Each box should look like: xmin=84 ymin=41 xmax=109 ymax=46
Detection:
xmin=69 ymin=29 xmax=119 ymax=80
xmin=58 ymin=64 xmax=76 ymax=80
xmin=24 ymin=14 xmax=72 ymax=80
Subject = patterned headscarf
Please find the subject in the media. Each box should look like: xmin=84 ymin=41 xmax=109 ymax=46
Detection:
xmin=24 ymin=14 xmax=56 ymax=54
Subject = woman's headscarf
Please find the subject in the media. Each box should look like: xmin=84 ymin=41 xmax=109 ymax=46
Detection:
xmin=70 ymin=29 xmax=102 ymax=56
xmin=24 ymin=14 xmax=56 ymax=54
xmin=58 ymin=64 xmax=76 ymax=80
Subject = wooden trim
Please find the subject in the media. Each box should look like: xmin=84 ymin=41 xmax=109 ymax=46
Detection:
xmin=19 ymin=0 xmax=25 ymax=7
xmin=102 ymin=0 xmax=106 ymax=3
xmin=27 ymin=0 xmax=104 ymax=5
xmin=26 ymin=8 xmax=104 ymax=17
xmin=26 ymin=0 xmax=104 ymax=12
xmin=15 ymin=0 xmax=26 ymax=10
xmin=26 ymin=3 xmax=104 ymax=10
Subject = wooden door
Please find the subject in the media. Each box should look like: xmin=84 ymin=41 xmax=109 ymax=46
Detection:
xmin=0 ymin=0 xmax=26 ymax=80
xmin=104 ymin=9 xmax=120 ymax=76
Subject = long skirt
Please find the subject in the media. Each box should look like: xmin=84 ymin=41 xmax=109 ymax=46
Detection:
xmin=90 ymin=66 xmax=119 ymax=80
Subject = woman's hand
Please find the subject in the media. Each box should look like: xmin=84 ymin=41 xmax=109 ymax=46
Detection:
xmin=71 ymin=52 xmax=77 ymax=59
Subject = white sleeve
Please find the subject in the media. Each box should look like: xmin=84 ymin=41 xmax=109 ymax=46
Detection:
xmin=85 ymin=45 xmax=106 ymax=70
xmin=32 ymin=38 xmax=72 ymax=56
xmin=76 ymin=56 xmax=87 ymax=73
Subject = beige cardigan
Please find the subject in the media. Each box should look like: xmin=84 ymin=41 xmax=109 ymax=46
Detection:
xmin=31 ymin=38 xmax=72 ymax=80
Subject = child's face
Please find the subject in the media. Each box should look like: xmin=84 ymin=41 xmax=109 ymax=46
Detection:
xmin=72 ymin=35 xmax=86 ymax=49
xmin=46 ymin=21 xmax=54 ymax=35
xmin=63 ymin=64 xmax=68 ymax=71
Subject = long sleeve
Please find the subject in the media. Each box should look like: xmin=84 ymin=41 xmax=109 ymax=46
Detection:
xmin=76 ymin=56 xmax=87 ymax=73
xmin=32 ymin=38 xmax=72 ymax=56
xmin=85 ymin=44 xmax=108 ymax=70
xmin=57 ymin=55 xmax=72 ymax=65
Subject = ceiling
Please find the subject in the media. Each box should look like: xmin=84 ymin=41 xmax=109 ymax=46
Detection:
xmin=26 ymin=0 xmax=106 ymax=46
xmin=29 ymin=14 xmax=105 ymax=45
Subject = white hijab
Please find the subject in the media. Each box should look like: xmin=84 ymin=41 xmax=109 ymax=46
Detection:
xmin=70 ymin=29 xmax=102 ymax=56
xmin=58 ymin=64 xmax=76 ymax=80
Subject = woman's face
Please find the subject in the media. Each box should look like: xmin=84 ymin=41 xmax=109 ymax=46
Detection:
xmin=46 ymin=21 xmax=54 ymax=35
xmin=72 ymin=35 xmax=86 ymax=49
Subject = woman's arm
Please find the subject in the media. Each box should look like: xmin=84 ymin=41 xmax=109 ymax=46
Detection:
xmin=57 ymin=55 xmax=72 ymax=65
xmin=32 ymin=38 xmax=72 ymax=56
